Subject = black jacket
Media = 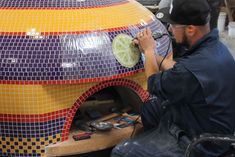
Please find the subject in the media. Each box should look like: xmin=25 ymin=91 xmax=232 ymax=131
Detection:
xmin=148 ymin=29 xmax=235 ymax=137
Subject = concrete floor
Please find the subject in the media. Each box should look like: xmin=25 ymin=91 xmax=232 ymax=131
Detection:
xmin=220 ymin=31 xmax=235 ymax=58
xmin=64 ymin=148 xmax=112 ymax=157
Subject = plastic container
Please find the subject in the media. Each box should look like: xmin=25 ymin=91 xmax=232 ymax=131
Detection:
xmin=217 ymin=12 xmax=227 ymax=32
xmin=228 ymin=21 xmax=235 ymax=38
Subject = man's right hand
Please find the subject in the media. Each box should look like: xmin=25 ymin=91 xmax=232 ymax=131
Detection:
xmin=132 ymin=28 xmax=156 ymax=54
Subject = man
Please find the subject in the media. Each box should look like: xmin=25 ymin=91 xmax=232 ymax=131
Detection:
xmin=111 ymin=0 xmax=235 ymax=157
xmin=157 ymin=0 xmax=222 ymax=58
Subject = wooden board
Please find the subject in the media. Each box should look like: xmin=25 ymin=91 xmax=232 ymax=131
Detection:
xmin=45 ymin=120 xmax=142 ymax=157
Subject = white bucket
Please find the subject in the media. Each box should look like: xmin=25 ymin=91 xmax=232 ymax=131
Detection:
xmin=217 ymin=12 xmax=227 ymax=32
xmin=228 ymin=21 xmax=235 ymax=38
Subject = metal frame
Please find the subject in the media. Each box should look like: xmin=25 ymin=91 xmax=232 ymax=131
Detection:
xmin=185 ymin=133 xmax=235 ymax=157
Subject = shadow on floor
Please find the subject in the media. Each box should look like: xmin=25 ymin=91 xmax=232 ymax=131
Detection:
xmin=63 ymin=147 xmax=113 ymax=157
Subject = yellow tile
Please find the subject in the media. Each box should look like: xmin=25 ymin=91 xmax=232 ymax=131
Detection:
xmin=0 ymin=2 xmax=152 ymax=32
xmin=36 ymin=148 xmax=42 ymax=154
xmin=19 ymin=149 xmax=24 ymax=154
xmin=31 ymin=138 xmax=36 ymax=143
xmin=22 ymin=138 xmax=27 ymax=143
xmin=32 ymin=145 xmax=36 ymax=150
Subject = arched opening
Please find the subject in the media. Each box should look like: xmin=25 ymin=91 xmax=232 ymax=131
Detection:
xmin=46 ymin=84 xmax=146 ymax=157
xmin=70 ymin=86 xmax=143 ymax=132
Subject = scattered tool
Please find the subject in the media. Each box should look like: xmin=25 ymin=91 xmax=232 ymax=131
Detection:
xmin=72 ymin=132 xmax=93 ymax=141
xmin=90 ymin=121 xmax=113 ymax=131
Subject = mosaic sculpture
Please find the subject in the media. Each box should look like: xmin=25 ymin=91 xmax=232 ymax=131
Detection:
xmin=0 ymin=0 xmax=170 ymax=156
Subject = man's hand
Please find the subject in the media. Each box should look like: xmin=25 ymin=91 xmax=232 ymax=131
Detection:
xmin=132 ymin=28 xmax=156 ymax=54
xmin=132 ymin=28 xmax=159 ymax=78
xmin=132 ymin=28 xmax=176 ymax=78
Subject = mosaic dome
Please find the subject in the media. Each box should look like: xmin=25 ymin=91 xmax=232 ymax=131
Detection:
xmin=0 ymin=1 xmax=171 ymax=157
xmin=0 ymin=0 xmax=170 ymax=84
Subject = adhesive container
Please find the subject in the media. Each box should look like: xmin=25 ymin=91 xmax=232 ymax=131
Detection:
xmin=228 ymin=21 xmax=235 ymax=38
xmin=217 ymin=12 xmax=227 ymax=32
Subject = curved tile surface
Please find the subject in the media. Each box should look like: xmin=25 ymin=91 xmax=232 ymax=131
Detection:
xmin=0 ymin=0 xmax=171 ymax=84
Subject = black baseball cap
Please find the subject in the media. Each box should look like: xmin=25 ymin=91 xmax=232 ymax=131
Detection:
xmin=156 ymin=0 xmax=211 ymax=25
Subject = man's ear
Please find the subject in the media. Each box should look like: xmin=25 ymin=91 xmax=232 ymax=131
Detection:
xmin=185 ymin=25 xmax=197 ymax=37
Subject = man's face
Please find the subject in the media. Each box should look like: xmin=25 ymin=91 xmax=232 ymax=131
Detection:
xmin=168 ymin=24 xmax=190 ymax=48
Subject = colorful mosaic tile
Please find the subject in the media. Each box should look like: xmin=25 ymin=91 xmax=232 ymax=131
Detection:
xmin=0 ymin=134 xmax=61 ymax=157
xmin=0 ymin=19 xmax=169 ymax=83
xmin=0 ymin=0 xmax=128 ymax=9
xmin=0 ymin=0 xmax=171 ymax=156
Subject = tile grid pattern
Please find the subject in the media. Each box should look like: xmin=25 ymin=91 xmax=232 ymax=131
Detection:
xmin=0 ymin=0 xmax=128 ymax=9
xmin=61 ymin=77 xmax=149 ymax=141
xmin=0 ymin=20 xmax=170 ymax=83
xmin=0 ymin=75 xmax=148 ymax=157
xmin=0 ymin=0 xmax=170 ymax=156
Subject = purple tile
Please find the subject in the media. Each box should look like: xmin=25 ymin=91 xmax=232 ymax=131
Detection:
xmin=0 ymin=0 xmax=128 ymax=9
xmin=0 ymin=20 xmax=171 ymax=81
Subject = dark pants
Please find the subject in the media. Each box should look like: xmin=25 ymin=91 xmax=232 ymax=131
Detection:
xmin=111 ymin=97 xmax=189 ymax=157
xmin=141 ymin=96 xmax=162 ymax=131
xmin=112 ymin=97 xmax=229 ymax=157
xmin=208 ymin=0 xmax=223 ymax=30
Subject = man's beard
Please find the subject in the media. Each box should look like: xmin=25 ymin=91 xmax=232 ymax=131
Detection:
xmin=172 ymin=31 xmax=190 ymax=58
xmin=180 ymin=30 xmax=190 ymax=49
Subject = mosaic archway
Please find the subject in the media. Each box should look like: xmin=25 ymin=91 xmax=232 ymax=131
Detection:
xmin=61 ymin=78 xmax=149 ymax=141
xmin=0 ymin=73 xmax=148 ymax=157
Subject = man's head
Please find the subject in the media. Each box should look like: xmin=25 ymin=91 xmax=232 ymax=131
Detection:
xmin=156 ymin=0 xmax=211 ymax=48
xmin=156 ymin=0 xmax=211 ymax=26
